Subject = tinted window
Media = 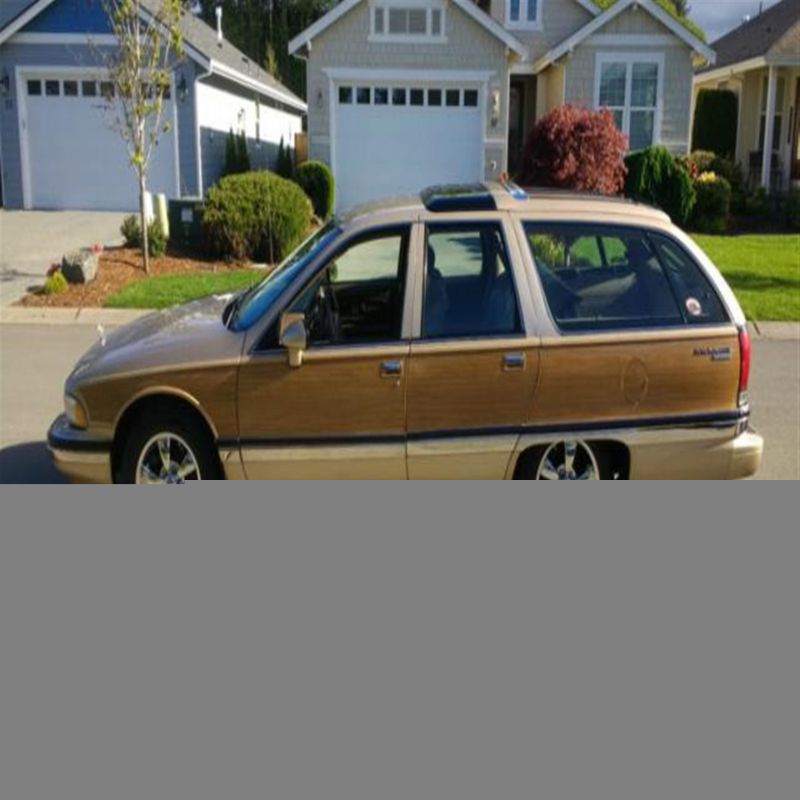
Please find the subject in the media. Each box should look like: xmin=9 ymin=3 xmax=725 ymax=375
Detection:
xmin=290 ymin=230 xmax=409 ymax=346
xmin=526 ymin=223 xmax=684 ymax=331
xmin=234 ymin=222 xmax=341 ymax=332
xmin=650 ymin=234 xmax=728 ymax=324
xmin=424 ymin=224 xmax=522 ymax=339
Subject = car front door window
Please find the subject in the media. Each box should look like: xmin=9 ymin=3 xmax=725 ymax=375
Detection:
xmin=290 ymin=230 xmax=409 ymax=346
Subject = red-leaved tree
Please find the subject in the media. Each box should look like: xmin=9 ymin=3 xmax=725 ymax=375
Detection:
xmin=518 ymin=105 xmax=628 ymax=195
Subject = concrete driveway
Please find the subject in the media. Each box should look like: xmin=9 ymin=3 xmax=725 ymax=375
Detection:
xmin=0 ymin=210 xmax=127 ymax=305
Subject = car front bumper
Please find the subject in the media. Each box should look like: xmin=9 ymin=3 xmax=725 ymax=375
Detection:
xmin=48 ymin=414 xmax=113 ymax=484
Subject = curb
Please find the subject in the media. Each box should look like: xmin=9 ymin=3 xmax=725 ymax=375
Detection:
xmin=0 ymin=307 xmax=149 ymax=326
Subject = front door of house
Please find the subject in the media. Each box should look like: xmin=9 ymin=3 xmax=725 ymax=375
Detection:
xmin=792 ymin=79 xmax=800 ymax=182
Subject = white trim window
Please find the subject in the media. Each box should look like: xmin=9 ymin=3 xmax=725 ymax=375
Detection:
xmin=370 ymin=0 xmax=446 ymax=43
xmin=506 ymin=0 xmax=541 ymax=31
xmin=758 ymin=74 xmax=785 ymax=154
xmin=595 ymin=53 xmax=663 ymax=151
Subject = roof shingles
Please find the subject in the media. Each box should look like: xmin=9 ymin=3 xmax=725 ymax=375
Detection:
xmin=705 ymin=0 xmax=800 ymax=71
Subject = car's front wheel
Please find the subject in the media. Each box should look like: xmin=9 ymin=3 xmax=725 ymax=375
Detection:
xmin=117 ymin=415 xmax=221 ymax=484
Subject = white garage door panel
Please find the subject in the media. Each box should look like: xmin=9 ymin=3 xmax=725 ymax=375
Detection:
xmin=25 ymin=77 xmax=176 ymax=211
xmin=335 ymin=86 xmax=483 ymax=211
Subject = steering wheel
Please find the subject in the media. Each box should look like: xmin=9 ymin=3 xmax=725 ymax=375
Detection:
xmin=321 ymin=272 xmax=341 ymax=344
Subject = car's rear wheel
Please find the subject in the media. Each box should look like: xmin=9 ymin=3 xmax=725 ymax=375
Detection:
xmin=517 ymin=440 xmax=615 ymax=481
xmin=117 ymin=415 xmax=221 ymax=484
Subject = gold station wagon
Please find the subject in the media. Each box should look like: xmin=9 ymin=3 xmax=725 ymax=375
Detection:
xmin=49 ymin=183 xmax=763 ymax=482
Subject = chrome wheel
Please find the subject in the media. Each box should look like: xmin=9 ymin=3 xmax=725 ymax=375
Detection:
xmin=536 ymin=440 xmax=600 ymax=481
xmin=135 ymin=433 xmax=201 ymax=485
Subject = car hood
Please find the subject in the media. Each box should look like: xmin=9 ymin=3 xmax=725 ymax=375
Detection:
xmin=68 ymin=294 xmax=245 ymax=389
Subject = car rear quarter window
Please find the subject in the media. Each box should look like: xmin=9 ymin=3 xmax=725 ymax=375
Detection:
xmin=648 ymin=234 xmax=729 ymax=325
xmin=525 ymin=223 xmax=729 ymax=332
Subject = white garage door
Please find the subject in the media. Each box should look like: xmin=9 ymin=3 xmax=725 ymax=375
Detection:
xmin=23 ymin=75 xmax=177 ymax=211
xmin=334 ymin=83 xmax=484 ymax=211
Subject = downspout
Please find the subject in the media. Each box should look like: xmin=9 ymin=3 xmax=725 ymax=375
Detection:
xmin=194 ymin=65 xmax=213 ymax=198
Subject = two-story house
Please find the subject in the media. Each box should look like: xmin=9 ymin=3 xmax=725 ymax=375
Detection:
xmin=289 ymin=0 xmax=715 ymax=209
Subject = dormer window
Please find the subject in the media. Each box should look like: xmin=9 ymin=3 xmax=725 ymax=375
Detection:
xmin=370 ymin=1 xmax=446 ymax=43
xmin=506 ymin=0 xmax=541 ymax=30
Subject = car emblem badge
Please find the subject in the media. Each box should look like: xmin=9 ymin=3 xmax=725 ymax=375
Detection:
xmin=685 ymin=297 xmax=703 ymax=317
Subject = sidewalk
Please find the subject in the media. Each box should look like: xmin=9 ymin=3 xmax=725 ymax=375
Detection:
xmin=1 ymin=305 xmax=797 ymax=340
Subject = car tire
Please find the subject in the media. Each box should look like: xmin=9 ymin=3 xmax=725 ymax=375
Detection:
xmin=517 ymin=440 xmax=615 ymax=481
xmin=117 ymin=414 xmax=222 ymax=484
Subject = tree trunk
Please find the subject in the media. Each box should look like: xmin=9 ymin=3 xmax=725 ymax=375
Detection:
xmin=139 ymin=169 xmax=150 ymax=275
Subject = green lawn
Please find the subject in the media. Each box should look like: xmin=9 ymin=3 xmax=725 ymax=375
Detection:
xmin=692 ymin=234 xmax=800 ymax=321
xmin=105 ymin=270 xmax=262 ymax=309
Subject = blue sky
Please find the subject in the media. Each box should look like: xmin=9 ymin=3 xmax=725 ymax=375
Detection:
xmin=689 ymin=0 xmax=782 ymax=41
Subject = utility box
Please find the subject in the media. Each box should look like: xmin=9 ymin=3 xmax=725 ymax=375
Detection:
xmin=168 ymin=198 xmax=205 ymax=251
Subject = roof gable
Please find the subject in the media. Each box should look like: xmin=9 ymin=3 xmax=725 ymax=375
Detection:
xmin=534 ymin=0 xmax=715 ymax=72
xmin=707 ymin=0 xmax=800 ymax=71
xmin=288 ymin=0 xmax=528 ymax=58
xmin=0 ymin=0 xmax=306 ymax=110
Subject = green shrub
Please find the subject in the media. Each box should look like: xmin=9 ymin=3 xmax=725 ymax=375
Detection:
xmin=691 ymin=172 xmax=731 ymax=234
xmin=43 ymin=271 xmax=68 ymax=296
xmin=147 ymin=220 xmax=168 ymax=258
xmin=276 ymin=137 xmax=294 ymax=179
xmin=224 ymin=129 xmax=250 ymax=177
xmin=294 ymin=161 xmax=335 ymax=221
xmin=204 ymin=170 xmax=313 ymax=262
xmin=119 ymin=215 xmax=168 ymax=258
xmin=692 ymin=89 xmax=738 ymax=158
xmin=744 ymin=187 xmax=772 ymax=220
xmin=625 ymin=146 xmax=696 ymax=226
xmin=121 ymin=215 xmax=141 ymax=248
xmin=784 ymin=190 xmax=800 ymax=231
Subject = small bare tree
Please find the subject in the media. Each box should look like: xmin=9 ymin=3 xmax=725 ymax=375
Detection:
xmin=100 ymin=0 xmax=185 ymax=273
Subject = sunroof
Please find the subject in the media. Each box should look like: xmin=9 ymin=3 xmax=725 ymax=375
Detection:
xmin=421 ymin=184 xmax=496 ymax=212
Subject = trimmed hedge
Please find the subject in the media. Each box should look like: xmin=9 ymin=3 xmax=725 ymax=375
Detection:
xmin=691 ymin=172 xmax=731 ymax=234
xmin=295 ymin=161 xmax=335 ymax=221
xmin=204 ymin=171 xmax=313 ymax=262
xmin=624 ymin=146 xmax=696 ymax=227
xmin=784 ymin=190 xmax=800 ymax=231
xmin=692 ymin=90 xmax=738 ymax=158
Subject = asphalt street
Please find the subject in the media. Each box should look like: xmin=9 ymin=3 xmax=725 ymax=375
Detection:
xmin=0 ymin=323 xmax=797 ymax=482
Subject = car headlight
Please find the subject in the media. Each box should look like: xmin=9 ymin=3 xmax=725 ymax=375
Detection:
xmin=64 ymin=393 xmax=89 ymax=429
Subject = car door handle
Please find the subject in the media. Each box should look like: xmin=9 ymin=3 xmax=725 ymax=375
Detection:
xmin=380 ymin=360 xmax=403 ymax=379
xmin=503 ymin=353 xmax=526 ymax=371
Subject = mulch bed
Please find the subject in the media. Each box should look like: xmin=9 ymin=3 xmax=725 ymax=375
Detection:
xmin=18 ymin=248 xmax=251 ymax=308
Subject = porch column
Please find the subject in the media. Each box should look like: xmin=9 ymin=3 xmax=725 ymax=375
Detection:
xmin=761 ymin=66 xmax=778 ymax=191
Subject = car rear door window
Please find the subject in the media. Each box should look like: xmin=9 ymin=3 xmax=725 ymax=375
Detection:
xmin=424 ymin=224 xmax=522 ymax=339
xmin=526 ymin=223 xmax=687 ymax=332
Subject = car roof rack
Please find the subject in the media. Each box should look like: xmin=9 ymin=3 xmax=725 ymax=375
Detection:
xmin=420 ymin=184 xmax=497 ymax=212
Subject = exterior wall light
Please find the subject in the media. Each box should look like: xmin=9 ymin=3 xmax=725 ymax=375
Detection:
xmin=177 ymin=74 xmax=189 ymax=103
xmin=490 ymin=87 xmax=501 ymax=128
xmin=0 ymin=68 xmax=10 ymax=98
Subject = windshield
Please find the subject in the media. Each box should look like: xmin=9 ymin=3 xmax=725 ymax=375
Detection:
xmin=230 ymin=221 xmax=341 ymax=331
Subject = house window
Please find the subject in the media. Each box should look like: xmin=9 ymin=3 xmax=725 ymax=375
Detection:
xmin=507 ymin=0 xmax=540 ymax=29
xmin=597 ymin=55 xmax=662 ymax=151
xmin=758 ymin=75 xmax=786 ymax=153
xmin=464 ymin=89 xmax=479 ymax=108
xmin=339 ymin=86 xmax=353 ymax=104
xmin=45 ymin=80 xmax=60 ymax=97
xmin=82 ymin=81 xmax=97 ymax=97
xmin=27 ymin=80 xmax=42 ymax=96
xmin=371 ymin=2 xmax=446 ymax=41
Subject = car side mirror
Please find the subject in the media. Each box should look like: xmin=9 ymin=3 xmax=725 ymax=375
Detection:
xmin=279 ymin=315 xmax=307 ymax=368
